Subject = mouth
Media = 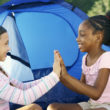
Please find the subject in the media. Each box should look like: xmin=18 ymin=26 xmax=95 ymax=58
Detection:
xmin=4 ymin=53 xmax=7 ymax=58
xmin=78 ymin=43 xmax=83 ymax=49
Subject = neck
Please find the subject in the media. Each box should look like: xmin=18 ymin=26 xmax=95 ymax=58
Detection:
xmin=0 ymin=67 xmax=8 ymax=77
xmin=87 ymin=47 xmax=104 ymax=59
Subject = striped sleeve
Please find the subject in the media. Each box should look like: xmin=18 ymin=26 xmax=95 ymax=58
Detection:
xmin=0 ymin=71 xmax=59 ymax=105
xmin=9 ymin=77 xmax=43 ymax=90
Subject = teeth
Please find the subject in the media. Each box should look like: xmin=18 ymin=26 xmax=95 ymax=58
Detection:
xmin=78 ymin=45 xmax=81 ymax=48
xmin=78 ymin=44 xmax=82 ymax=48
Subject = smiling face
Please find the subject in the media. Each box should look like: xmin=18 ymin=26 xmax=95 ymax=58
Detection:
xmin=0 ymin=32 xmax=10 ymax=61
xmin=76 ymin=21 xmax=102 ymax=53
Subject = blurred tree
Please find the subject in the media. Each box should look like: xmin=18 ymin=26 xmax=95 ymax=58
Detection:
xmin=66 ymin=0 xmax=110 ymax=16
xmin=0 ymin=0 xmax=10 ymax=5
xmin=87 ymin=0 xmax=110 ymax=16
xmin=0 ymin=0 xmax=110 ymax=16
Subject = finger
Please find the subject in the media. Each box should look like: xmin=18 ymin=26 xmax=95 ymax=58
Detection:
xmin=58 ymin=55 xmax=64 ymax=66
xmin=54 ymin=50 xmax=58 ymax=59
xmin=54 ymin=50 xmax=59 ymax=54
xmin=54 ymin=51 xmax=63 ymax=64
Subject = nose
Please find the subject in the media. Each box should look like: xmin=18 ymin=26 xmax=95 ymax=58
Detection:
xmin=7 ymin=46 xmax=11 ymax=51
xmin=76 ymin=36 xmax=80 ymax=42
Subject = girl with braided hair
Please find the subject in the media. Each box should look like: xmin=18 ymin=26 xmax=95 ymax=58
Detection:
xmin=47 ymin=12 xmax=110 ymax=110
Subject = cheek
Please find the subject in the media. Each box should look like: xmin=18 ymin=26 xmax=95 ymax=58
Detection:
xmin=0 ymin=47 xmax=3 ymax=53
xmin=81 ymin=37 xmax=87 ymax=43
xmin=0 ymin=47 xmax=6 ymax=55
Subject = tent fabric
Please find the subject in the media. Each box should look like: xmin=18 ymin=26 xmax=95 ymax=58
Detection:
xmin=3 ymin=16 xmax=29 ymax=62
xmin=32 ymin=52 xmax=88 ymax=107
xmin=0 ymin=56 xmax=34 ymax=81
xmin=0 ymin=11 xmax=9 ymax=25
xmin=74 ymin=7 xmax=88 ymax=20
xmin=1 ymin=2 xmax=110 ymax=110
xmin=11 ymin=4 xmax=83 ymax=36
xmin=11 ymin=4 xmax=83 ymax=69
xmin=15 ymin=12 xmax=78 ymax=69
xmin=102 ymin=45 xmax=110 ymax=51
xmin=1 ymin=16 xmax=34 ymax=81
xmin=0 ymin=0 xmax=64 ymax=10
xmin=0 ymin=3 xmax=83 ymax=70
xmin=0 ymin=1 xmax=90 ymax=110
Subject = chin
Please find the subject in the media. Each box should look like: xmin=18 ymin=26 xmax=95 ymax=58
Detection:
xmin=0 ymin=58 xmax=6 ymax=62
xmin=79 ymin=49 xmax=85 ymax=52
xmin=79 ymin=48 xmax=87 ymax=52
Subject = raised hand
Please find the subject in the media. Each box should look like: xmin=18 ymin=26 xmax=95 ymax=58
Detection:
xmin=54 ymin=51 xmax=68 ymax=77
xmin=53 ymin=50 xmax=61 ymax=77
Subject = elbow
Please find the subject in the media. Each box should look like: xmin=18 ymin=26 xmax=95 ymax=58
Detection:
xmin=91 ymin=91 xmax=102 ymax=100
xmin=92 ymin=96 xmax=100 ymax=100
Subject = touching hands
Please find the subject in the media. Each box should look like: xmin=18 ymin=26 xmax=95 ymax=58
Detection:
xmin=53 ymin=50 xmax=61 ymax=77
xmin=53 ymin=50 xmax=68 ymax=78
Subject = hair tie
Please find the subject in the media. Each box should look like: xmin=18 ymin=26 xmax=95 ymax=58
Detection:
xmin=106 ymin=16 xmax=110 ymax=20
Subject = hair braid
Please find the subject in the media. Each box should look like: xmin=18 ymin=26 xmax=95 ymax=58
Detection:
xmin=87 ymin=11 xmax=110 ymax=46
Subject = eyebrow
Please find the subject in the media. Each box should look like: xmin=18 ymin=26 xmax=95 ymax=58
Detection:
xmin=6 ymin=40 xmax=9 ymax=44
xmin=79 ymin=30 xmax=86 ymax=33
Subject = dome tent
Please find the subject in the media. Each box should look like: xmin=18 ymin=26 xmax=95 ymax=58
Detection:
xmin=0 ymin=0 xmax=89 ymax=109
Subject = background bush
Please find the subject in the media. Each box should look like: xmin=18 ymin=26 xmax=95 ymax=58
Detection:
xmin=66 ymin=0 xmax=110 ymax=16
xmin=0 ymin=0 xmax=110 ymax=16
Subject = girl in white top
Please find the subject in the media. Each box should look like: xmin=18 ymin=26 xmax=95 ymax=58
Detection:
xmin=0 ymin=26 xmax=61 ymax=110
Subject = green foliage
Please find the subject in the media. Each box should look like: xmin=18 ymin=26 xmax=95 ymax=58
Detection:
xmin=66 ymin=0 xmax=110 ymax=16
xmin=87 ymin=0 xmax=110 ymax=16
xmin=0 ymin=0 xmax=110 ymax=16
xmin=0 ymin=0 xmax=10 ymax=5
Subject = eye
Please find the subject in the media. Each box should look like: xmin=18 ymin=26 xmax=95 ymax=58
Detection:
xmin=5 ymin=43 xmax=8 ymax=45
xmin=80 ymin=33 xmax=86 ymax=37
xmin=80 ymin=34 xmax=85 ymax=36
xmin=5 ymin=41 xmax=9 ymax=45
xmin=78 ymin=30 xmax=86 ymax=37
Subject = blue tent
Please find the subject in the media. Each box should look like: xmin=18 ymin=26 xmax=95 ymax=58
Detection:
xmin=0 ymin=0 xmax=91 ymax=109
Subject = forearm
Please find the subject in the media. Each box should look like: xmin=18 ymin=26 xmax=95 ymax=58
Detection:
xmin=10 ymin=78 xmax=31 ymax=90
xmin=60 ymin=73 xmax=100 ymax=100
xmin=1 ymin=72 xmax=59 ymax=105
xmin=10 ymin=72 xmax=57 ymax=90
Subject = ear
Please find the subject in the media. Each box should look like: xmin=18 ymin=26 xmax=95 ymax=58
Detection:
xmin=96 ymin=31 xmax=103 ymax=43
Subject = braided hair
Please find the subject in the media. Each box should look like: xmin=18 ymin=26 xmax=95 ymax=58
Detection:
xmin=0 ymin=26 xmax=7 ymax=38
xmin=86 ymin=11 xmax=110 ymax=46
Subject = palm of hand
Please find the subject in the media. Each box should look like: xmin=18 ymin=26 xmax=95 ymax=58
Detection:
xmin=53 ymin=52 xmax=61 ymax=77
xmin=60 ymin=56 xmax=67 ymax=76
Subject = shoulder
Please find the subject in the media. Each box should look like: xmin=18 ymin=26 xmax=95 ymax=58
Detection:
xmin=98 ymin=51 xmax=110 ymax=69
xmin=103 ymin=51 xmax=110 ymax=55
xmin=100 ymin=51 xmax=110 ymax=59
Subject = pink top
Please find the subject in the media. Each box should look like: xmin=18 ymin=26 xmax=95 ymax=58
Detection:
xmin=0 ymin=71 xmax=59 ymax=110
xmin=82 ymin=51 xmax=110 ymax=104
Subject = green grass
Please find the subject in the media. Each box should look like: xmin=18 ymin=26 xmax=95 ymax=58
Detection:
xmin=0 ymin=0 xmax=110 ymax=16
